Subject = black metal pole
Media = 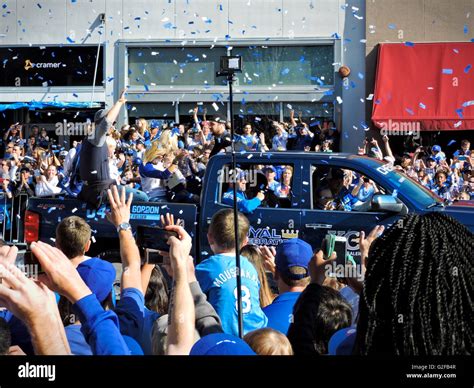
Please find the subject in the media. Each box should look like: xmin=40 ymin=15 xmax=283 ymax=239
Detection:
xmin=228 ymin=73 xmax=244 ymax=339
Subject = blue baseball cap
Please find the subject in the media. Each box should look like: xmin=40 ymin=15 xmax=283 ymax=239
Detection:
xmin=263 ymin=166 xmax=276 ymax=173
xmin=150 ymin=119 xmax=162 ymax=129
xmin=275 ymin=238 xmax=313 ymax=280
xmin=432 ymin=145 xmax=441 ymax=152
xmin=77 ymin=258 xmax=116 ymax=303
xmin=190 ymin=333 xmax=256 ymax=356
xmin=328 ymin=327 xmax=357 ymax=355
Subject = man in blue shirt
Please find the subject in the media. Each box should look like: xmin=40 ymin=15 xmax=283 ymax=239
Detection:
xmin=263 ymin=238 xmax=313 ymax=334
xmin=222 ymin=169 xmax=265 ymax=214
xmin=196 ymin=209 xmax=268 ymax=336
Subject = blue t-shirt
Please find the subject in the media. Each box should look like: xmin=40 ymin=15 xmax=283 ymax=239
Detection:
xmin=263 ymin=292 xmax=301 ymax=335
xmin=357 ymin=185 xmax=375 ymax=202
xmin=196 ymin=254 xmax=268 ymax=336
xmin=66 ymin=324 xmax=93 ymax=355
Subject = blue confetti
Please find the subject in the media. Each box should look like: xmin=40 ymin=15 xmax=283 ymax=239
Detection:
xmin=299 ymin=56 xmax=305 ymax=63
xmin=464 ymin=25 xmax=469 ymax=34
xmin=163 ymin=22 xmax=173 ymax=29
xmin=464 ymin=64 xmax=472 ymax=73
xmin=281 ymin=68 xmax=290 ymax=75
xmin=447 ymin=140 xmax=456 ymax=146
xmin=144 ymin=84 xmax=149 ymax=92
xmin=37 ymin=3 xmax=42 ymax=8
xmin=331 ymin=33 xmax=341 ymax=39
xmin=2 ymin=4 xmax=6 ymax=8
xmin=404 ymin=41 xmax=415 ymax=47
xmin=455 ymin=108 xmax=464 ymax=119
xmin=219 ymin=4 xmax=223 ymax=11
xmin=358 ymin=72 xmax=364 ymax=79
xmin=406 ymin=108 xmax=414 ymax=115
xmin=72 ymin=93 xmax=78 ymax=97
xmin=66 ymin=36 xmax=75 ymax=43
xmin=442 ymin=68 xmax=453 ymax=74
xmin=388 ymin=23 xmax=396 ymax=30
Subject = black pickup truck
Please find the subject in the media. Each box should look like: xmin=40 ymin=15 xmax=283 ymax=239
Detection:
xmin=23 ymin=152 xmax=474 ymax=262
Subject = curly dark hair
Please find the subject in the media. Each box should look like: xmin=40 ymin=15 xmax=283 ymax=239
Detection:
xmin=354 ymin=212 xmax=473 ymax=355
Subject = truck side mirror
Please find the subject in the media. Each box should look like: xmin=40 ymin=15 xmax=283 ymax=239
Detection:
xmin=371 ymin=194 xmax=405 ymax=213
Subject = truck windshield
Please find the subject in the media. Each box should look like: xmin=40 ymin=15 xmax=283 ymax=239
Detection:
xmin=360 ymin=158 xmax=443 ymax=208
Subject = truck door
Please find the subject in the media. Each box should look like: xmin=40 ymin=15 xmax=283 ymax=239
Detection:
xmin=299 ymin=162 xmax=403 ymax=261
xmin=199 ymin=161 xmax=302 ymax=262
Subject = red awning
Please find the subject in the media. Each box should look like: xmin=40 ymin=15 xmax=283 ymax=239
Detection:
xmin=372 ymin=42 xmax=474 ymax=131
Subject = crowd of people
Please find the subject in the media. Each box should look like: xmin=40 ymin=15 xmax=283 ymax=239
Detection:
xmin=0 ymin=186 xmax=471 ymax=356
xmin=0 ymin=93 xmax=472 ymax=356
xmin=0 ymin=101 xmax=472 ymax=209
xmin=357 ymin=135 xmax=473 ymax=201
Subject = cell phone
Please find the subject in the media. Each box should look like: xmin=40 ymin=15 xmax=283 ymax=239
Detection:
xmin=136 ymin=225 xmax=178 ymax=253
xmin=322 ymin=234 xmax=348 ymax=268
xmin=458 ymin=155 xmax=467 ymax=161
xmin=145 ymin=249 xmax=164 ymax=264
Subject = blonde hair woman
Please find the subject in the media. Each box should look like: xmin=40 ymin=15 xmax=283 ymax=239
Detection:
xmin=241 ymin=244 xmax=276 ymax=308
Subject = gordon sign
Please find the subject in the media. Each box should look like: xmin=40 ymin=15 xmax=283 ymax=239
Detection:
xmin=0 ymin=46 xmax=103 ymax=87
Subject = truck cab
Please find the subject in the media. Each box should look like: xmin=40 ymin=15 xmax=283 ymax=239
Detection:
xmin=199 ymin=152 xmax=474 ymax=262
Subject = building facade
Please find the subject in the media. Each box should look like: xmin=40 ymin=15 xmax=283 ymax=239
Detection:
xmin=0 ymin=0 xmax=366 ymax=152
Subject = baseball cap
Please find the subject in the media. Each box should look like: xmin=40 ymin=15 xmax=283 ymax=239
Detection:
xmin=263 ymin=166 xmax=276 ymax=173
xmin=133 ymin=157 xmax=142 ymax=166
xmin=19 ymin=167 xmax=31 ymax=174
xmin=328 ymin=327 xmax=357 ymax=355
xmin=432 ymin=145 xmax=441 ymax=152
xmin=94 ymin=109 xmax=107 ymax=124
xmin=59 ymin=150 xmax=68 ymax=158
xmin=275 ymin=238 xmax=313 ymax=280
xmin=427 ymin=156 xmax=436 ymax=162
xmin=150 ymin=119 xmax=162 ymax=129
xmin=209 ymin=116 xmax=224 ymax=123
xmin=190 ymin=333 xmax=256 ymax=356
xmin=77 ymin=258 xmax=116 ymax=303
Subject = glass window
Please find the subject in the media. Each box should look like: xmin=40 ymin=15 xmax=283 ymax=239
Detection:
xmin=128 ymin=47 xmax=226 ymax=87
xmin=128 ymin=45 xmax=334 ymax=87
xmin=282 ymin=102 xmax=334 ymax=120
xmin=232 ymin=45 xmax=334 ymax=86
xmin=311 ymin=165 xmax=386 ymax=212
xmin=219 ymin=163 xmax=294 ymax=210
xmin=127 ymin=103 xmax=176 ymax=120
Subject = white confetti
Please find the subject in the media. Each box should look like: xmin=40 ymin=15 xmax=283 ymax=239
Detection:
xmin=257 ymin=218 xmax=261 ymax=224
xmin=454 ymin=121 xmax=462 ymax=128
xmin=212 ymin=102 xmax=219 ymax=111
xmin=286 ymin=104 xmax=293 ymax=110
xmin=50 ymin=238 xmax=56 ymax=242
xmin=302 ymin=181 xmax=309 ymax=185
xmin=90 ymin=170 xmax=97 ymax=174
xmin=336 ymin=96 xmax=343 ymax=104
xmin=72 ymin=208 xmax=78 ymax=213
xmin=366 ymin=94 xmax=374 ymax=100
xmin=179 ymin=209 xmax=183 ymax=214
